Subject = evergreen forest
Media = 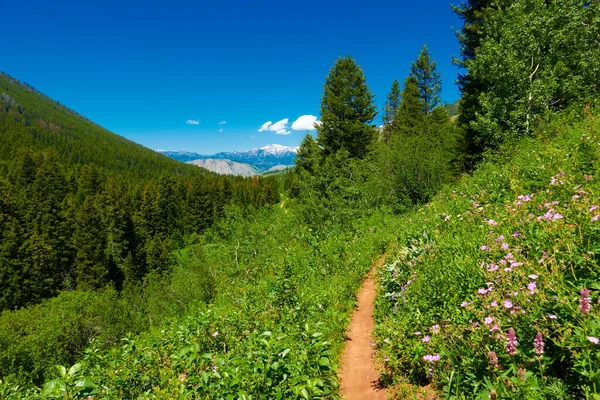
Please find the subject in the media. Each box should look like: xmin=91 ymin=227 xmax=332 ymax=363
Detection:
xmin=1 ymin=0 xmax=599 ymax=398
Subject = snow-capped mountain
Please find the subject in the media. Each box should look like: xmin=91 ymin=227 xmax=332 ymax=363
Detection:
xmin=158 ymin=144 xmax=298 ymax=170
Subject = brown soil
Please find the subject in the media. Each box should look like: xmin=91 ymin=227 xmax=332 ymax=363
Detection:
xmin=338 ymin=259 xmax=387 ymax=400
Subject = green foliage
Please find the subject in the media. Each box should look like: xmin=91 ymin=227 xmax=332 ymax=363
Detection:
xmin=410 ymin=44 xmax=442 ymax=115
xmin=316 ymin=56 xmax=377 ymax=159
xmin=374 ymin=108 xmax=600 ymax=397
xmin=455 ymin=0 xmax=600 ymax=158
xmin=393 ymin=75 xmax=426 ymax=137
xmin=382 ymin=79 xmax=401 ymax=142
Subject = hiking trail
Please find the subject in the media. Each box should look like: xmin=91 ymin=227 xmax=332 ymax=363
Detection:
xmin=338 ymin=259 xmax=387 ymax=400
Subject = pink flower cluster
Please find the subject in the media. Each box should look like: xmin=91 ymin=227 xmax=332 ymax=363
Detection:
xmin=423 ymin=354 xmax=440 ymax=362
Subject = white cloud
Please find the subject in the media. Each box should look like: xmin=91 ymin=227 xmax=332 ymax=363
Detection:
xmin=258 ymin=121 xmax=272 ymax=132
xmin=186 ymin=119 xmax=200 ymax=125
xmin=219 ymin=121 xmax=227 ymax=125
xmin=292 ymin=115 xmax=320 ymax=131
xmin=258 ymin=118 xmax=290 ymax=135
xmin=218 ymin=128 xmax=224 ymax=133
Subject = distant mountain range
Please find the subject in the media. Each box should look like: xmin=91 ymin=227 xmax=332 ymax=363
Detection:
xmin=158 ymin=144 xmax=298 ymax=176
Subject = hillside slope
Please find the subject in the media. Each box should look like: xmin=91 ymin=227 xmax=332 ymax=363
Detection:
xmin=188 ymin=158 xmax=262 ymax=176
xmin=375 ymin=108 xmax=600 ymax=398
xmin=0 ymin=72 xmax=210 ymax=178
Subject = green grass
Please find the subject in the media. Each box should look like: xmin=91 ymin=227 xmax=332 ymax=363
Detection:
xmin=374 ymin=107 xmax=600 ymax=398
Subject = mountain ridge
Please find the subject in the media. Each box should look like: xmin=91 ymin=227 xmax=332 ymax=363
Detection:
xmin=158 ymin=144 xmax=298 ymax=175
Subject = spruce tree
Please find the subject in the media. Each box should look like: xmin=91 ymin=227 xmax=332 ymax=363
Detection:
xmin=316 ymin=56 xmax=377 ymax=159
xmin=410 ymin=45 xmax=442 ymax=115
xmin=382 ymin=80 xmax=401 ymax=142
xmin=393 ymin=76 xmax=425 ymax=137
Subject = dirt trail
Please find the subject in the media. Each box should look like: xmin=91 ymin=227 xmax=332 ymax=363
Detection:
xmin=339 ymin=260 xmax=387 ymax=400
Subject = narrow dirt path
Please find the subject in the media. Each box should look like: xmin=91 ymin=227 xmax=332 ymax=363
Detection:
xmin=339 ymin=259 xmax=387 ymax=400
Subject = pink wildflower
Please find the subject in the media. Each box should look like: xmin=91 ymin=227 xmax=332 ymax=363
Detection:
xmin=572 ymin=195 xmax=581 ymax=200
xmin=488 ymin=351 xmax=500 ymax=370
xmin=212 ymin=331 xmax=219 ymax=337
xmin=480 ymin=245 xmax=491 ymax=252
xmin=496 ymin=235 xmax=505 ymax=243
xmin=512 ymin=231 xmax=521 ymax=238
xmin=580 ymin=288 xmax=592 ymax=313
xmin=527 ymin=281 xmax=536 ymax=295
xmin=490 ymin=323 xmax=499 ymax=332
xmin=501 ymin=243 xmax=509 ymax=251
xmin=590 ymin=205 xmax=598 ymax=213
xmin=534 ymin=332 xmax=544 ymax=355
xmin=487 ymin=219 xmax=498 ymax=226
xmin=484 ymin=316 xmax=494 ymax=325
xmin=431 ymin=324 xmax=440 ymax=334
xmin=479 ymin=288 xmax=490 ymax=295
xmin=488 ymin=264 xmax=499 ymax=272
xmin=414 ymin=331 xmax=422 ymax=335
xmin=593 ymin=215 xmax=600 ymax=222
xmin=587 ymin=336 xmax=599 ymax=345
xmin=423 ymin=354 xmax=440 ymax=362
xmin=422 ymin=335 xmax=431 ymax=343
xmin=528 ymin=274 xmax=538 ymax=279
xmin=506 ymin=328 xmax=518 ymax=355
xmin=503 ymin=299 xmax=513 ymax=309
xmin=546 ymin=314 xmax=557 ymax=319
xmin=490 ymin=300 xmax=498 ymax=308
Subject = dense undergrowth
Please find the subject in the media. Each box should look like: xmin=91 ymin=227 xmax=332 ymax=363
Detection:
xmin=375 ymin=107 xmax=600 ymax=398
xmin=1 ymin=198 xmax=401 ymax=398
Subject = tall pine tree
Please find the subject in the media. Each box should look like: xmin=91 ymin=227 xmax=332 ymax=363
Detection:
xmin=316 ymin=56 xmax=377 ymax=159
xmin=382 ymin=80 xmax=401 ymax=142
xmin=410 ymin=45 xmax=442 ymax=115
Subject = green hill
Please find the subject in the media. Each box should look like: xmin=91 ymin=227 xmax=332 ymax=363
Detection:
xmin=0 ymin=72 xmax=212 ymax=179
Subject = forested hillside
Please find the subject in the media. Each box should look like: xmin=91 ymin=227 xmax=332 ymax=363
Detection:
xmin=0 ymin=0 xmax=598 ymax=398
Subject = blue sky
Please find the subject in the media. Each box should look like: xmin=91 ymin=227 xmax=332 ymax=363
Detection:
xmin=0 ymin=0 xmax=463 ymax=154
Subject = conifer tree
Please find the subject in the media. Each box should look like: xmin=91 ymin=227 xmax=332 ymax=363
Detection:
xmin=382 ymin=80 xmax=401 ymax=142
xmin=410 ymin=45 xmax=442 ymax=115
xmin=316 ymin=56 xmax=377 ymax=159
xmin=393 ymin=76 xmax=425 ymax=137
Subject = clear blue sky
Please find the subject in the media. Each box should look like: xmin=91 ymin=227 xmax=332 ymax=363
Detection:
xmin=0 ymin=0 xmax=463 ymax=154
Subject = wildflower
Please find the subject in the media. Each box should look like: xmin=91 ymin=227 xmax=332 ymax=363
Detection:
xmin=528 ymin=274 xmax=538 ymax=279
xmin=534 ymin=332 xmax=544 ymax=355
xmin=527 ymin=282 xmax=536 ymax=295
xmin=552 ymin=213 xmax=564 ymax=220
xmin=212 ymin=365 xmax=218 ymax=374
xmin=444 ymin=215 xmax=451 ymax=221
xmin=550 ymin=177 xmax=558 ymax=185
xmin=422 ymin=335 xmax=431 ymax=343
xmin=212 ymin=331 xmax=219 ymax=337
xmin=488 ymin=351 xmax=500 ymax=370
xmin=484 ymin=316 xmax=494 ymax=325
xmin=431 ymin=324 xmax=440 ymax=334
xmin=491 ymin=300 xmax=498 ymax=307
xmin=512 ymin=231 xmax=521 ymax=238
xmin=496 ymin=235 xmax=505 ymax=243
xmin=506 ymin=328 xmax=518 ymax=355
xmin=593 ymin=215 xmax=600 ymax=222
xmin=479 ymin=288 xmax=490 ymax=295
xmin=587 ymin=336 xmax=599 ymax=345
xmin=487 ymin=219 xmax=498 ymax=226
xmin=510 ymin=262 xmax=523 ymax=268
xmin=546 ymin=314 xmax=557 ymax=319
xmin=480 ymin=245 xmax=491 ymax=252
xmin=572 ymin=195 xmax=581 ymax=200
xmin=590 ymin=205 xmax=598 ymax=213
xmin=538 ymin=251 xmax=549 ymax=264
xmin=427 ymin=366 xmax=434 ymax=379
xmin=461 ymin=301 xmax=473 ymax=308
xmin=580 ymin=288 xmax=592 ymax=313
xmin=499 ymin=258 xmax=507 ymax=265
xmin=423 ymin=354 xmax=440 ymax=362
xmin=503 ymin=299 xmax=513 ymax=309
xmin=501 ymin=243 xmax=509 ymax=251
xmin=414 ymin=331 xmax=422 ymax=336
xmin=488 ymin=264 xmax=499 ymax=272
xmin=490 ymin=323 xmax=499 ymax=332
